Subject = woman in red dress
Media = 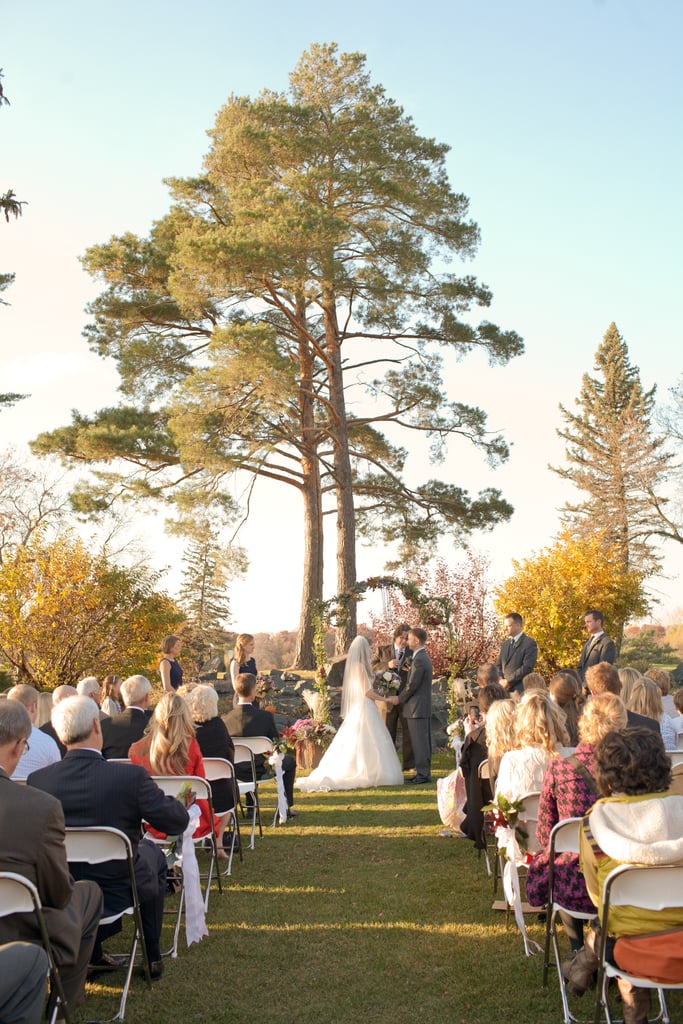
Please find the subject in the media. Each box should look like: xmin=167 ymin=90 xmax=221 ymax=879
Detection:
xmin=129 ymin=692 xmax=219 ymax=841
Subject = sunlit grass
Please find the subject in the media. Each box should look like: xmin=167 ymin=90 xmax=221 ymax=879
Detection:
xmin=76 ymin=751 xmax=683 ymax=1024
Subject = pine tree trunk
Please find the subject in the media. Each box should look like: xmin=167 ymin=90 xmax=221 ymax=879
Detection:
xmin=293 ymin=302 xmax=324 ymax=669
xmin=322 ymin=288 xmax=357 ymax=655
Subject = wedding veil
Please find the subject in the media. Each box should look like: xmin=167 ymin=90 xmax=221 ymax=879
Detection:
xmin=340 ymin=635 xmax=374 ymax=719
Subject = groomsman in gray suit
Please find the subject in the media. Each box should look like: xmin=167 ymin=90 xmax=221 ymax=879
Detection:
xmin=388 ymin=627 xmax=433 ymax=784
xmin=577 ymin=608 xmax=616 ymax=684
xmin=496 ymin=612 xmax=538 ymax=695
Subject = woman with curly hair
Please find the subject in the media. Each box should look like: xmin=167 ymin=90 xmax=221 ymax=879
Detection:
xmin=562 ymin=727 xmax=683 ymax=1023
xmin=526 ymin=692 xmax=627 ymax=946
xmin=186 ymin=685 xmax=235 ymax=814
xmin=129 ymin=692 xmax=219 ymax=841
xmin=494 ymin=690 xmax=569 ymax=802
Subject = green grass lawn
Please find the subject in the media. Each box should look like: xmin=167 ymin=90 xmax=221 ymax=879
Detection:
xmin=79 ymin=753 xmax=683 ymax=1024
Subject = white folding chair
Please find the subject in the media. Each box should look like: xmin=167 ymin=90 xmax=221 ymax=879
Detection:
xmin=477 ymin=759 xmax=495 ymax=880
xmin=542 ymin=817 xmax=596 ymax=1024
xmin=232 ymin=736 xmax=281 ymax=827
xmin=0 ymin=871 xmax=70 ymax=1024
xmin=232 ymin=743 xmax=263 ymax=848
xmin=64 ymin=826 xmax=151 ymax=1022
xmin=667 ymin=749 xmax=683 ymax=767
xmin=150 ymin=770 xmax=223 ymax=917
xmin=201 ymin=757 xmax=243 ymax=874
xmin=594 ymin=863 xmax=683 ymax=1024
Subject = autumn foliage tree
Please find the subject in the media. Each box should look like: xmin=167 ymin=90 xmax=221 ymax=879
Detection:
xmin=0 ymin=533 xmax=182 ymax=687
xmin=372 ymin=554 xmax=500 ymax=678
xmin=494 ymin=529 xmax=649 ymax=675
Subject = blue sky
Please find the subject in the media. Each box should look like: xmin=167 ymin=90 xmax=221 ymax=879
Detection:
xmin=2 ymin=0 xmax=682 ymax=631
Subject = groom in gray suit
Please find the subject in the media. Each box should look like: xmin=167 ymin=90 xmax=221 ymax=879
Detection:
xmin=389 ymin=627 xmax=433 ymax=784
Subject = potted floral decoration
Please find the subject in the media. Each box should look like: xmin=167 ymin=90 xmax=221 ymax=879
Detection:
xmin=281 ymin=717 xmax=336 ymax=771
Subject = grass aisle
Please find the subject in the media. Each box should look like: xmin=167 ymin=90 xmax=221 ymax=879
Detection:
xmin=80 ymin=754 xmax=683 ymax=1024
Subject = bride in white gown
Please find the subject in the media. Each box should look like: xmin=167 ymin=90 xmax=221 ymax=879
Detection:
xmin=296 ymin=635 xmax=404 ymax=792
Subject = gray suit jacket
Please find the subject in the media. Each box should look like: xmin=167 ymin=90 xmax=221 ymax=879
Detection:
xmin=578 ymin=633 xmax=616 ymax=682
xmin=496 ymin=633 xmax=538 ymax=691
xmin=398 ymin=648 xmax=432 ymax=719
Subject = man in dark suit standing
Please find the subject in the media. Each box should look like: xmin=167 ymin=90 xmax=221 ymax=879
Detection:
xmin=0 ymin=701 xmax=103 ymax=1014
xmin=29 ymin=695 xmax=189 ymax=977
xmin=496 ymin=612 xmax=538 ymax=695
xmin=577 ymin=608 xmax=616 ymax=684
xmin=224 ymin=673 xmax=297 ymax=816
xmin=373 ymin=623 xmax=414 ymax=769
xmin=388 ymin=627 xmax=433 ymax=784
xmin=101 ymin=674 xmax=153 ymax=759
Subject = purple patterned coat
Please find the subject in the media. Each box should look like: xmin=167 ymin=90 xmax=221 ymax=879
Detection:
xmin=525 ymin=743 xmax=597 ymax=913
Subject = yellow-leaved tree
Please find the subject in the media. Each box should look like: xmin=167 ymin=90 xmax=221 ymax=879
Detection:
xmin=0 ymin=533 xmax=182 ymax=688
xmin=494 ymin=529 xmax=649 ymax=675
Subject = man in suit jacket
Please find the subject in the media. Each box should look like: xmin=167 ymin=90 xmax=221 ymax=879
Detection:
xmin=101 ymin=674 xmax=153 ymax=759
xmin=0 ymin=701 xmax=103 ymax=1014
xmin=224 ymin=673 xmax=297 ymax=815
xmin=373 ymin=623 xmax=414 ymax=770
xmin=388 ymin=627 xmax=433 ymax=783
xmin=577 ymin=609 xmax=616 ymax=684
xmin=29 ymin=695 xmax=189 ymax=975
xmin=496 ymin=613 xmax=538 ymax=695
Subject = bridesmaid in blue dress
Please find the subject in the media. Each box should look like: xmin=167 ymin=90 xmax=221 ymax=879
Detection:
xmin=159 ymin=634 xmax=183 ymax=693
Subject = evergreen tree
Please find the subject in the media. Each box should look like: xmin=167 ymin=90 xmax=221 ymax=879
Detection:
xmin=553 ymin=322 xmax=672 ymax=575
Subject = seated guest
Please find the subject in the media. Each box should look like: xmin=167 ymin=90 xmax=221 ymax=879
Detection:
xmin=644 ymin=666 xmax=676 ymax=718
xmin=626 ymin=678 xmax=677 ymax=751
xmin=495 ymin=690 xmax=569 ymax=802
xmin=484 ymin=697 xmax=516 ymax=788
xmin=101 ymin=674 xmax=153 ymax=759
xmin=40 ymin=684 xmax=78 ymax=756
xmin=100 ymin=674 xmax=122 ymax=717
xmin=526 ymin=692 xmax=628 ymax=948
xmin=549 ymin=671 xmax=583 ymax=746
xmin=523 ymin=672 xmax=547 ymax=692
xmin=585 ymin=663 xmax=659 ymax=732
xmin=36 ymin=691 xmax=53 ymax=728
xmin=672 ymin=689 xmax=683 ymax=739
xmin=617 ymin=666 xmax=643 ymax=708
xmin=6 ymin=685 xmax=60 ymax=779
xmin=459 ymin=681 xmax=507 ymax=846
xmin=563 ymin=728 xmax=683 ymax=1024
xmin=224 ymin=672 xmax=297 ymax=818
xmin=0 ymin=942 xmax=49 ymax=1024
xmin=77 ymin=677 xmax=108 ymax=719
xmin=0 ymin=701 xmax=103 ymax=1014
xmin=186 ymin=685 xmax=235 ymax=814
xmin=30 ymin=696 xmax=188 ymax=978
xmin=129 ymin=692 xmax=220 ymax=842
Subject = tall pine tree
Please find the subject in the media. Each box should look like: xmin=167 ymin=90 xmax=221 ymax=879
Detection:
xmin=553 ymin=322 xmax=672 ymax=576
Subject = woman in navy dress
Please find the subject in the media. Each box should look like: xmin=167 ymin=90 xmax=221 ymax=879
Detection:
xmin=159 ymin=634 xmax=183 ymax=693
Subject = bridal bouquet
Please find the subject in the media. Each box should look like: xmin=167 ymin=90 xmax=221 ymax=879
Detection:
xmin=255 ymin=674 xmax=275 ymax=700
xmin=374 ymin=669 xmax=400 ymax=696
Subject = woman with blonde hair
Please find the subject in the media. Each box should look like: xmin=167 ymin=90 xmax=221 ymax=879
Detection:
xmin=526 ymin=692 xmax=628 ymax=948
xmin=36 ymin=690 xmax=53 ymax=728
xmin=549 ymin=671 xmax=583 ymax=746
xmin=617 ymin=666 xmax=643 ymax=708
xmin=494 ymin=690 xmax=569 ymax=802
xmin=627 ymin=677 xmax=677 ymax=750
xmin=129 ymin=692 xmax=218 ymax=840
xmin=645 ymin=666 xmax=676 ymax=717
xmin=229 ymin=634 xmax=256 ymax=691
xmin=483 ymin=699 xmax=516 ymax=787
